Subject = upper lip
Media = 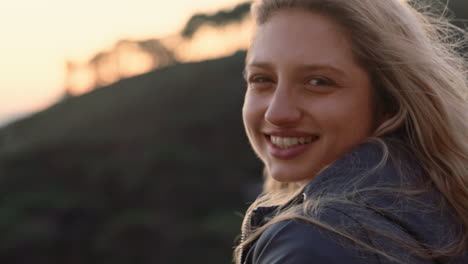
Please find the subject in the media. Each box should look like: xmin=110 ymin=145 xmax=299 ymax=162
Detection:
xmin=264 ymin=130 xmax=319 ymax=137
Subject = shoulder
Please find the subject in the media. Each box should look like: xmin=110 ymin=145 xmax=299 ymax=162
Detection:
xmin=245 ymin=207 xmax=380 ymax=264
xmin=244 ymin=203 xmax=442 ymax=264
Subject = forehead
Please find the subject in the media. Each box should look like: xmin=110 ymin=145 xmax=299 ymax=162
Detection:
xmin=247 ymin=9 xmax=357 ymax=69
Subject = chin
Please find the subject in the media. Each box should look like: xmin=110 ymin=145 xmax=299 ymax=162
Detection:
xmin=269 ymin=169 xmax=314 ymax=183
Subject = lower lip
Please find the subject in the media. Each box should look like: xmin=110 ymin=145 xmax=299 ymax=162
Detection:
xmin=267 ymin=138 xmax=317 ymax=160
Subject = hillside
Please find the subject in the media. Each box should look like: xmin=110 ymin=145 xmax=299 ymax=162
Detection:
xmin=0 ymin=51 xmax=263 ymax=264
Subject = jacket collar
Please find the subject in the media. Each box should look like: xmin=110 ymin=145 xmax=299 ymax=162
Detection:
xmin=249 ymin=141 xmax=390 ymax=230
xmin=299 ymin=140 xmax=459 ymax=249
xmin=251 ymin=140 xmax=452 ymax=236
xmin=303 ymin=140 xmax=413 ymax=197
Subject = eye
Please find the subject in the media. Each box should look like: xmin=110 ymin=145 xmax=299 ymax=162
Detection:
xmin=249 ymin=75 xmax=274 ymax=84
xmin=304 ymin=76 xmax=337 ymax=94
xmin=307 ymin=77 xmax=334 ymax=86
xmin=247 ymin=75 xmax=276 ymax=92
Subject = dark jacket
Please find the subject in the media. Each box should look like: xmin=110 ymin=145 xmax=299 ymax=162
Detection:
xmin=240 ymin=142 xmax=467 ymax=264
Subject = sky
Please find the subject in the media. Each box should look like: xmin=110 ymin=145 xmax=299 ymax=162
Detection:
xmin=0 ymin=0 xmax=246 ymax=127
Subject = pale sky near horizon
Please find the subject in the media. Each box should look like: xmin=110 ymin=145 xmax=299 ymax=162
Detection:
xmin=0 ymin=0 xmax=246 ymax=127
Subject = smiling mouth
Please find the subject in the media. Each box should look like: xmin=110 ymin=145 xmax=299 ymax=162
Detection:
xmin=267 ymin=135 xmax=320 ymax=149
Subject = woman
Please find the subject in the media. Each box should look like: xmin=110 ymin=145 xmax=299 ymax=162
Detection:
xmin=235 ymin=0 xmax=468 ymax=263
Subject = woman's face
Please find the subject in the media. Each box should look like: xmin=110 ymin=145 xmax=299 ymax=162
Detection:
xmin=243 ymin=9 xmax=377 ymax=183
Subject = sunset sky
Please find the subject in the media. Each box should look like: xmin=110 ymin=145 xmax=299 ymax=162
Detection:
xmin=0 ymin=0 xmax=247 ymax=126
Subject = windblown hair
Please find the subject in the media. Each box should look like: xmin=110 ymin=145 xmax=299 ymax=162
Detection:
xmin=235 ymin=0 xmax=468 ymax=263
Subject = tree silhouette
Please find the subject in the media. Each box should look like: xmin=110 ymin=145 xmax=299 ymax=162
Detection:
xmin=88 ymin=51 xmax=112 ymax=88
xmin=135 ymin=38 xmax=177 ymax=68
xmin=181 ymin=1 xmax=252 ymax=38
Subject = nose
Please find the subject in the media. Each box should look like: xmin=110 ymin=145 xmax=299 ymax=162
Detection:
xmin=264 ymin=83 xmax=301 ymax=127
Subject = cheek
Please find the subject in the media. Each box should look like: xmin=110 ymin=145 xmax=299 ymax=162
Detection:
xmin=312 ymin=95 xmax=375 ymax=137
xmin=242 ymin=97 xmax=253 ymax=131
xmin=242 ymin=94 xmax=269 ymax=158
xmin=242 ymin=93 xmax=266 ymax=130
xmin=242 ymin=94 xmax=262 ymax=141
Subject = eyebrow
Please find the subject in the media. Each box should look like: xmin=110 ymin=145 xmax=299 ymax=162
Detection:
xmin=244 ymin=62 xmax=347 ymax=78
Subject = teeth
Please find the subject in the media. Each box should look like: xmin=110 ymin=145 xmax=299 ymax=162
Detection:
xmin=270 ymin=136 xmax=316 ymax=149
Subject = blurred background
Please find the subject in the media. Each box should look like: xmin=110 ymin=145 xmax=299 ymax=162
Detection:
xmin=0 ymin=0 xmax=466 ymax=263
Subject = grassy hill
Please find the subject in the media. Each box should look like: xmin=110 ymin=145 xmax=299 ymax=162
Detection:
xmin=0 ymin=51 xmax=263 ymax=264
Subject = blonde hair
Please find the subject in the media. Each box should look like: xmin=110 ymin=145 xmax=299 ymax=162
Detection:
xmin=235 ymin=0 xmax=468 ymax=263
